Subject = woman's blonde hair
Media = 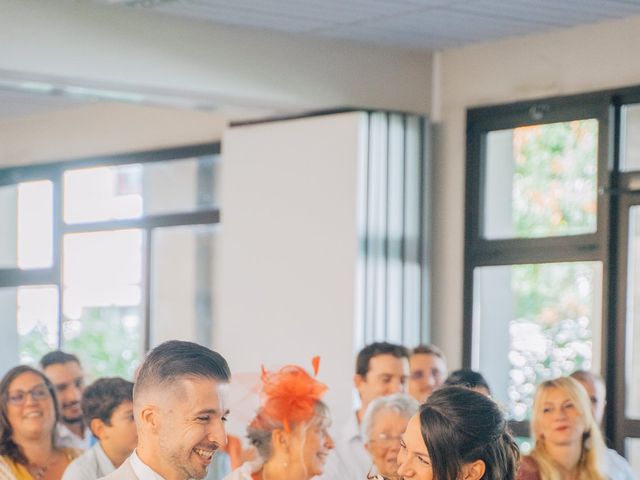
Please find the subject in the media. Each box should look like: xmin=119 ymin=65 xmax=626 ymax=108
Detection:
xmin=530 ymin=376 xmax=606 ymax=480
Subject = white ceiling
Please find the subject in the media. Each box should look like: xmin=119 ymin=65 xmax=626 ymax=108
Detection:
xmin=94 ymin=0 xmax=640 ymax=50
xmin=3 ymin=0 xmax=640 ymax=121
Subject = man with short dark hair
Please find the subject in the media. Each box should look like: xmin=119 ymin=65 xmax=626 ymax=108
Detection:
xmin=40 ymin=350 xmax=91 ymax=450
xmin=63 ymin=377 xmax=137 ymax=480
xmin=101 ymin=340 xmax=231 ymax=480
xmin=320 ymin=341 xmax=409 ymax=480
xmin=408 ymin=344 xmax=447 ymax=403
xmin=570 ymin=370 xmax=636 ymax=480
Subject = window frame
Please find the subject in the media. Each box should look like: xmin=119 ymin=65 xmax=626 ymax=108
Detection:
xmin=0 ymin=142 xmax=221 ymax=354
xmin=464 ymin=91 xmax=614 ymax=439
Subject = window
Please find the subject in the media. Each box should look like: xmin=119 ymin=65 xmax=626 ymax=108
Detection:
xmin=466 ymin=88 xmax=640 ymax=463
xmin=0 ymin=143 xmax=220 ymax=380
xmin=356 ymin=112 xmax=429 ymax=348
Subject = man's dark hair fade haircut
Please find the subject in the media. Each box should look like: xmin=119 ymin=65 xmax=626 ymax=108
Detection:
xmin=134 ymin=340 xmax=231 ymax=399
xmin=355 ymin=341 xmax=409 ymax=377
xmin=82 ymin=377 xmax=134 ymax=434
xmin=40 ymin=350 xmax=81 ymax=369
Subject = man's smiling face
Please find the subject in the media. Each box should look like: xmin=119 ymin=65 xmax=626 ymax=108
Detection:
xmin=156 ymin=377 xmax=229 ymax=480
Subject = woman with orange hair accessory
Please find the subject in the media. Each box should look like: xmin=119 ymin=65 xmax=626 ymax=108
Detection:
xmin=224 ymin=358 xmax=334 ymax=480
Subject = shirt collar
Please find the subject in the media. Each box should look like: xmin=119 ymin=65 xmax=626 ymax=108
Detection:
xmin=56 ymin=423 xmax=93 ymax=449
xmin=130 ymin=450 xmax=166 ymax=480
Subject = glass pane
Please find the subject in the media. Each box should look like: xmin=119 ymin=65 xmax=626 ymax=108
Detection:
xmin=626 ymin=438 xmax=640 ymax=479
xmin=483 ymin=119 xmax=598 ymax=239
xmin=64 ymin=155 xmax=218 ymax=224
xmin=621 ymin=104 xmax=640 ymax=171
xmin=0 ymin=286 xmax=58 ymax=373
xmin=150 ymin=224 xmax=217 ymax=347
xmin=62 ymin=230 xmax=144 ymax=380
xmin=0 ymin=181 xmax=53 ymax=269
xmin=473 ymin=261 xmax=602 ymax=421
xmin=626 ymin=206 xmax=640 ymax=418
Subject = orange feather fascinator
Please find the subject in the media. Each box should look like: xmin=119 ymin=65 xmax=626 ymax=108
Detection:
xmin=257 ymin=356 xmax=327 ymax=432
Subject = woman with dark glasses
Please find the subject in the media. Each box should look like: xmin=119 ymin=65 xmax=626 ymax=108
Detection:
xmin=0 ymin=366 xmax=79 ymax=479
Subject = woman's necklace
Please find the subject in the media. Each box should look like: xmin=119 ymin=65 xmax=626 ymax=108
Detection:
xmin=27 ymin=450 xmax=58 ymax=480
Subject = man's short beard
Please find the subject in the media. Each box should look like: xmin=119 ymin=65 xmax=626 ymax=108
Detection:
xmin=162 ymin=442 xmax=208 ymax=480
xmin=62 ymin=415 xmax=84 ymax=425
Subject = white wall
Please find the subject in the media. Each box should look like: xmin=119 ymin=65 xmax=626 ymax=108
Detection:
xmin=0 ymin=0 xmax=432 ymax=114
xmin=0 ymin=103 xmax=227 ymax=167
xmin=432 ymin=15 xmax=640 ymax=366
xmin=216 ymin=112 xmax=364 ymax=432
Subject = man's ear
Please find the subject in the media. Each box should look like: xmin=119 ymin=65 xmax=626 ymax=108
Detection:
xmin=139 ymin=405 xmax=159 ymax=432
xmin=462 ymin=460 xmax=485 ymax=480
xmin=89 ymin=418 xmax=106 ymax=440
xmin=354 ymin=374 xmax=365 ymax=391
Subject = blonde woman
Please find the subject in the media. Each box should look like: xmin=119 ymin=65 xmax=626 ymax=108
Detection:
xmin=518 ymin=376 xmax=607 ymax=480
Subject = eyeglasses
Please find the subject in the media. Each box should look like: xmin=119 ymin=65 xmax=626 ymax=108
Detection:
xmin=7 ymin=385 xmax=51 ymax=406
xmin=369 ymin=432 xmax=403 ymax=447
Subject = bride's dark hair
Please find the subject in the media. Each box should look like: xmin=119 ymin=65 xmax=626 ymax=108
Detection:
xmin=419 ymin=386 xmax=519 ymax=480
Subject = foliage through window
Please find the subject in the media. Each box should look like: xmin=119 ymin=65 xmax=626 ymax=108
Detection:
xmin=0 ymin=144 xmax=220 ymax=381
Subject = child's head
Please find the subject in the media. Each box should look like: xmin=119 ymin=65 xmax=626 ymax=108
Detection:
xmin=82 ymin=377 xmax=137 ymax=456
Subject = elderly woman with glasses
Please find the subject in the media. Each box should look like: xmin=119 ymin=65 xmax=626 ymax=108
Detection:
xmin=361 ymin=393 xmax=419 ymax=480
xmin=0 ymin=366 xmax=80 ymax=479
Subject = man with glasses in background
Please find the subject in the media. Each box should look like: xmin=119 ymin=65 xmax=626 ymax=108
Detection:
xmin=407 ymin=344 xmax=447 ymax=403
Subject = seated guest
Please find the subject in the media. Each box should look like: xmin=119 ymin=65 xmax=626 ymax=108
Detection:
xmin=444 ymin=369 xmax=491 ymax=397
xmin=408 ymin=345 xmax=447 ymax=403
xmin=62 ymin=378 xmax=137 ymax=480
xmin=40 ymin=351 xmax=91 ymax=450
xmin=518 ymin=377 xmax=607 ymax=480
xmin=362 ymin=393 xmax=418 ymax=480
xmin=570 ymin=370 xmax=636 ymax=480
xmin=397 ymin=386 xmax=519 ymax=480
xmin=225 ymin=359 xmax=334 ymax=480
xmin=101 ymin=340 xmax=231 ymax=480
xmin=0 ymin=366 xmax=80 ymax=479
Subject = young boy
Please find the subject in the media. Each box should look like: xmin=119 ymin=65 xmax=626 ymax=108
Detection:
xmin=62 ymin=377 xmax=138 ymax=480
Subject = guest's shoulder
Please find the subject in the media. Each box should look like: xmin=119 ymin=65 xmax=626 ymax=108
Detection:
xmin=63 ymin=446 xmax=85 ymax=461
xmin=61 ymin=450 xmax=96 ymax=480
xmin=0 ymin=455 xmax=17 ymax=479
xmin=99 ymin=459 xmax=136 ymax=480
xmin=604 ymin=448 xmax=636 ymax=480
xmin=517 ymin=455 xmax=541 ymax=480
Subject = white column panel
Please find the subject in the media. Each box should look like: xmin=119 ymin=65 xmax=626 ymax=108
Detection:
xmin=216 ymin=112 xmax=363 ymax=432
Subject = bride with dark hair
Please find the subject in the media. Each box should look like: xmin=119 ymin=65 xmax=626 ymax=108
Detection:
xmin=397 ymin=386 xmax=519 ymax=480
